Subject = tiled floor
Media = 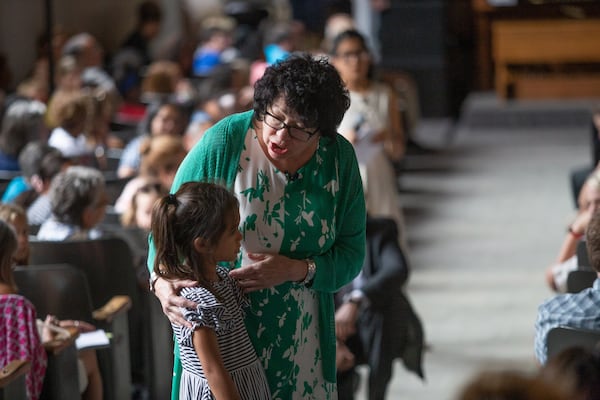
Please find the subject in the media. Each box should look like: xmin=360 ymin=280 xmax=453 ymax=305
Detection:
xmin=354 ymin=93 xmax=593 ymax=399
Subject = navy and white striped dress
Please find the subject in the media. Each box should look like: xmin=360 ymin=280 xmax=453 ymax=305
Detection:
xmin=173 ymin=266 xmax=271 ymax=399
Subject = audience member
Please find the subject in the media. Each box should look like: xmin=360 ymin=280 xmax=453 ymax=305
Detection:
xmin=0 ymin=218 xmax=104 ymax=400
xmin=335 ymin=216 xmax=424 ymax=399
xmin=36 ymin=166 xmax=108 ymax=241
xmin=47 ymin=90 xmax=94 ymax=163
xmin=140 ymin=60 xmax=186 ymax=105
xmin=456 ymin=370 xmax=568 ymax=400
xmin=535 ymin=209 xmax=600 ymax=364
xmin=330 ymin=29 xmax=408 ymax=251
xmin=45 ymin=55 xmax=83 ymax=129
xmin=0 ymin=203 xmax=30 ymax=265
xmin=570 ymin=106 xmax=600 ymax=208
xmin=539 ymin=346 xmax=600 ymax=400
xmin=117 ymin=100 xmax=187 ymax=178
xmin=14 ymin=143 xmax=69 ymax=225
xmin=0 ymin=219 xmax=47 ymax=400
xmin=546 ymin=170 xmax=600 ymax=292
xmin=110 ymin=1 xmax=162 ymax=106
xmin=115 ymin=134 xmax=186 ymax=213
xmin=118 ymin=0 xmax=162 ymax=67
xmin=61 ymin=32 xmax=117 ymax=95
xmin=1 ymin=141 xmax=67 ymax=205
xmin=120 ymin=178 xmax=164 ymax=230
xmin=192 ymin=16 xmax=239 ymax=77
xmin=248 ymin=21 xmax=298 ymax=86
xmin=183 ymin=90 xmax=237 ymax=151
xmin=0 ymin=99 xmax=47 ymax=171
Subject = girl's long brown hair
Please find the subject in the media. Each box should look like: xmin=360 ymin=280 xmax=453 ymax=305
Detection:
xmin=151 ymin=181 xmax=239 ymax=287
xmin=0 ymin=219 xmax=18 ymax=292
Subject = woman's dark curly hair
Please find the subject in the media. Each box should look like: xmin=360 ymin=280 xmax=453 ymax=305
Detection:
xmin=253 ymin=52 xmax=350 ymax=139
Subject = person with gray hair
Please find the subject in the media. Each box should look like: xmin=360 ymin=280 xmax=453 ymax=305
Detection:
xmin=0 ymin=99 xmax=47 ymax=171
xmin=37 ymin=166 xmax=108 ymax=241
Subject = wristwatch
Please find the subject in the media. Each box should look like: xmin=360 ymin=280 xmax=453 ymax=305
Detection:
xmin=301 ymin=259 xmax=316 ymax=287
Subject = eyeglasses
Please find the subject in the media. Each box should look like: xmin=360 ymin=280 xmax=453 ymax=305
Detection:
xmin=335 ymin=50 xmax=370 ymax=63
xmin=263 ymin=111 xmax=319 ymax=142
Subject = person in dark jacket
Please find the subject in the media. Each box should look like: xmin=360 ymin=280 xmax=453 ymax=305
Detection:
xmin=335 ymin=216 xmax=425 ymax=400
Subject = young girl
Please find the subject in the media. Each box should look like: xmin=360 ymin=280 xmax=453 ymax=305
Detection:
xmin=120 ymin=178 xmax=164 ymax=230
xmin=151 ymin=182 xmax=271 ymax=400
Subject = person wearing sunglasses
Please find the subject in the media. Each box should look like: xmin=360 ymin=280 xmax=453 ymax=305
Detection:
xmin=148 ymin=53 xmax=366 ymax=399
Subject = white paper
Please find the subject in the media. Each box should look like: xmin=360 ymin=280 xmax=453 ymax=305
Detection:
xmin=75 ymin=329 xmax=110 ymax=350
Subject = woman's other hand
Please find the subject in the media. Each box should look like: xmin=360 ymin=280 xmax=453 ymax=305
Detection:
xmin=335 ymin=302 xmax=359 ymax=341
xmin=229 ymin=253 xmax=308 ymax=292
xmin=154 ymin=277 xmax=197 ymax=328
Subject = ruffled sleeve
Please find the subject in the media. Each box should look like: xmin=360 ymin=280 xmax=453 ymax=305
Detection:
xmin=175 ymin=287 xmax=235 ymax=347
xmin=218 ymin=266 xmax=249 ymax=315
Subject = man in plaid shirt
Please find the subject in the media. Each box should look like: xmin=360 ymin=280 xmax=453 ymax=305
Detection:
xmin=534 ymin=210 xmax=600 ymax=364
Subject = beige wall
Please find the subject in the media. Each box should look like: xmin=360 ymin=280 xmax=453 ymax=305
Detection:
xmin=0 ymin=0 xmax=181 ymax=89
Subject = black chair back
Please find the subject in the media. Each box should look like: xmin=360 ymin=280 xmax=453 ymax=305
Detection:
xmin=577 ymin=240 xmax=591 ymax=268
xmin=29 ymin=236 xmax=139 ymax=310
xmin=566 ymin=270 xmax=597 ymax=294
xmin=547 ymin=326 xmax=600 ymax=360
xmin=14 ymin=264 xmax=94 ymax=323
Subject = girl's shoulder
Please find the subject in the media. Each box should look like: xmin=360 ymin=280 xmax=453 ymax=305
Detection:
xmin=180 ymin=285 xmax=219 ymax=306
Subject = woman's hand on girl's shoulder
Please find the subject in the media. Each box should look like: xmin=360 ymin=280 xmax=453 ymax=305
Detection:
xmin=154 ymin=277 xmax=198 ymax=328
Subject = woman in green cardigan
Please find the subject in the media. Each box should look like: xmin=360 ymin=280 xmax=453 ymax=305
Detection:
xmin=149 ymin=53 xmax=366 ymax=399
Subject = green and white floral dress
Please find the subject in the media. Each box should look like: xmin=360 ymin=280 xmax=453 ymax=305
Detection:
xmin=149 ymin=110 xmax=366 ymax=400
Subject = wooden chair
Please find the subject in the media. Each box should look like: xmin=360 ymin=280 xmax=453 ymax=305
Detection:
xmin=566 ymin=270 xmax=597 ymax=294
xmin=14 ymin=264 xmax=131 ymax=400
xmin=546 ymin=326 xmax=600 ymax=361
xmin=0 ymin=360 xmax=30 ymax=400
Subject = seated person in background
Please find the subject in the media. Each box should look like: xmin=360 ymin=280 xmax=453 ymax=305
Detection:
xmin=120 ymin=178 xmax=164 ymax=230
xmin=114 ymin=134 xmax=186 ymax=213
xmin=330 ymin=29 xmax=408 ymax=253
xmin=0 ymin=218 xmax=103 ymax=400
xmin=335 ymin=216 xmax=424 ymax=400
xmin=117 ymin=100 xmax=187 ymax=178
xmin=61 ymin=32 xmax=118 ymax=97
xmin=1 ymin=141 xmax=68 ymax=206
xmin=23 ymin=145 xmax=71 ymax=226
xmin=192 ymin=16 xmax=238 ymax=77
xmin=47 ymin=90 xmax=95 ymax=164
xmin=539 ymin=346 xmax=600 ymax=400
xmin=139 ymin=60 xmax=195 ymax=106
xmin=546 ymin=170 xmax=600 ymax=292
xmin=0 ymin=203 xmax=30 ymax=265
xmin=0 ymin=219 xmax=47 ymax=399
xmin=456 ymin=370 xmax=568 ymax=400
xmin=36 ymin=165 xmax=108 ymax=241
xmin=535 ymin=209 xmax=600 ymax=365
xmin=44 ymin=55 xmax=83 ymax=129
xmin=0 ymin=98 xmax=47 ymax=171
